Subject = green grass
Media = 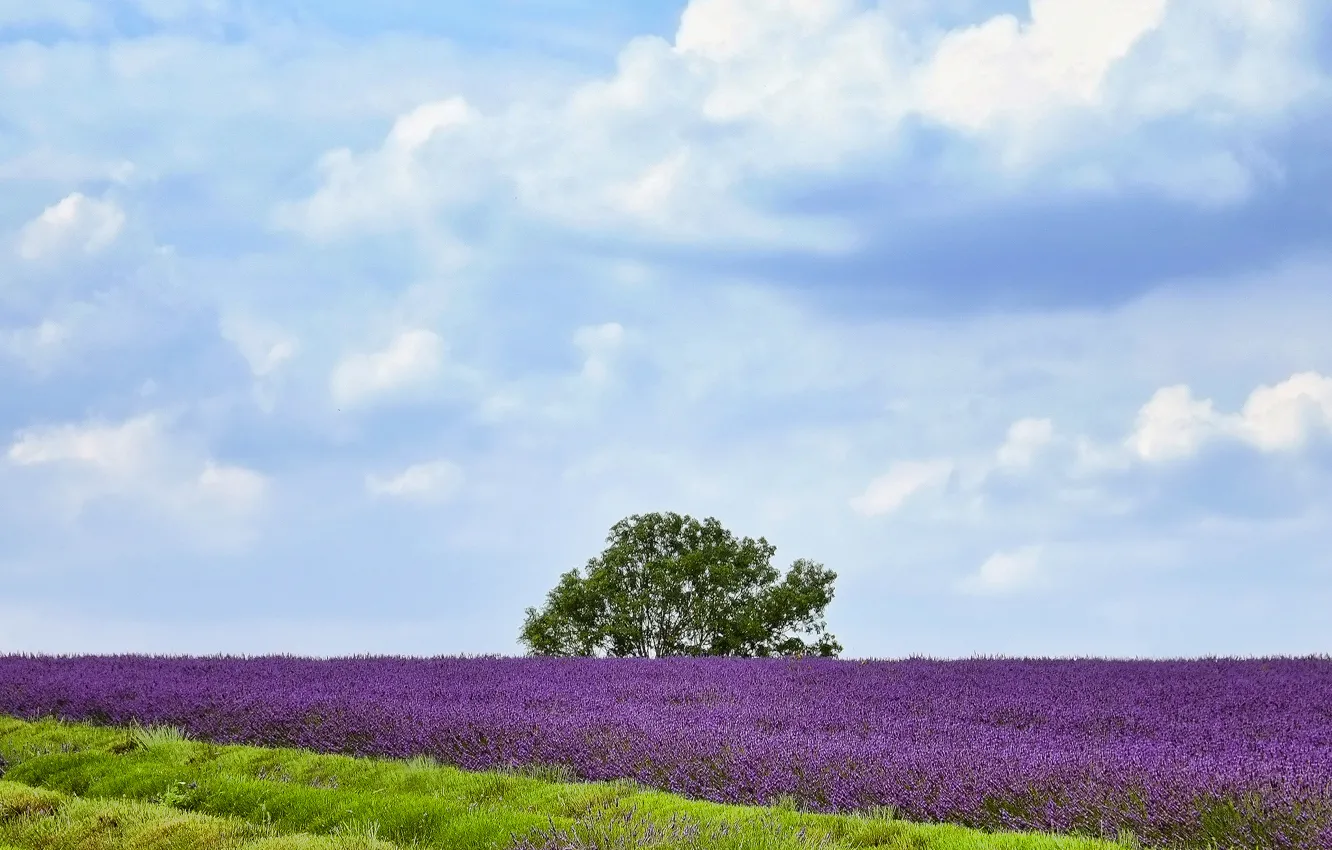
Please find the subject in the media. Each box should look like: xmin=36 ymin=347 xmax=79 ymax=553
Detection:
xmin=0 ymin=779 xmax=404 ymax=848
xmin=0 ymin=715 xmax=1136 ymax=850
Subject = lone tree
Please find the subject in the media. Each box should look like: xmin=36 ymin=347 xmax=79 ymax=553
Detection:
xmin=519 ymin=511 xmax=841 ymax=658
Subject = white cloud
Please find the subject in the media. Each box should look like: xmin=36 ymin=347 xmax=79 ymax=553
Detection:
xmin=913 ymin=0 xmax=1321 ymax=178
xmin=996 ymin=417 xmax=1054 ymax=468
xmin=1125 ymin=371 xmax=1332 ymax=462
xmin=674 ymin=0 xmax=855 ymax=64
xmin=7 ymin=414 xmax=162 ymax=475
xmin=278 ymin=0 xmax=1322 ymax=251
xmin=366 ymin=459 xmax=464 ymax=502
xmin=388 ymin=97 xmax=476 ymax=150
xmin=1227 ymin=371 xmax=1332 ymax=452
xmin=15 ymin=192 xmax=125 ymax=261
xmin=955 ymin=545 xmax=1044 ymax=595
xmin=849 ymin=459 xmax=953 ymax=517
xmin=329 ymin=329 xmax=445 ymax=407
xmin=1108 ymin=0 xmax=1318 ymax=122
xmin=1125 ymin=383 xmax=1220 ymax=462
xmin=915 ymin=0 xmax=1168 ymax=135
xmin=274 ymin=96 xmax=480 ymax=259
xmin=5 ymin=413 xmax=267 ymax=540
xmin=850 ymin=417 xmax=1057 ymax=512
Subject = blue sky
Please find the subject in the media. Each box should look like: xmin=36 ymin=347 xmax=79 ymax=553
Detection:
xmin=2 ymin=0 xmax=1331 ymax=658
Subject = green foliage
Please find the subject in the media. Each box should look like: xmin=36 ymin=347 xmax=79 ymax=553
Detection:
xmin=510 ymin=803 xmax=839 ymax=850
xmin=0 ymin=780 xmax=62 ymax=821
xmin=398 ymin=754 xmax=441 ymax=778
xmin=519 ymin=511 xmax=842 ymax=658
xmin=0 ymin=778 xmax=400 ymax=849
xmin=129 ymin=722 xmax=189 ymax=750
xmin=498 ymin=761 xmax=579 ymax=784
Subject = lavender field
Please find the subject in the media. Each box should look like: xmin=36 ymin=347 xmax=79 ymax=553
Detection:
xmin=2 ymin=655 xmax=1330 ymax=849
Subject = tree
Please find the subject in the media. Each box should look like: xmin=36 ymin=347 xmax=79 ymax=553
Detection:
xmin=519 ymin=511 xmax=842 ymax=658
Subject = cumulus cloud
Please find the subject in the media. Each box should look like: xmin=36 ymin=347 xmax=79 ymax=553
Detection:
xmin=15 ymin=192 xmax=125 ymax=261
xmin=1125 ymin=371 xmax=1332 ymax=461
xmin=277 ymin=0 xmax=1323 ymax=253
xmin=874 ymin=367 xmax=1332 ymax=537
xmin=1125 ymin=384 xmax=1220 ymax=462
xmin=955 ymin=545 xmax=1045 ymax=595
xmin=849 ymin=459 xmax=953 ymax=517
xmin=7 ymin=415 xmax=161 ymax=474
xmin=873 ymin=367 xmax=1332 ymax=529
xmin=366 ymin=459 xmax=464 ymax=502
xmin=1228 ymin=371 xmax=1332 ymax=452
xmin=329 ymin=329 xmax=445 ymax=407
xmin=273 ymin=96 xmax=481 ymax=263
xmin=5 ymin=413 xmax=267 ymax=542
xmin=915 ymin=0 xmax=1168 ymax=135
xmin=853 ymin=417 xmax=1055 ymax=517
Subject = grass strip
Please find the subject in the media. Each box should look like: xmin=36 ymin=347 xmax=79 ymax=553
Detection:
xmin=0 ymin=778 xmax=407 ymax=849
xmin=0 ymin=716 xmax=1137 ymax=849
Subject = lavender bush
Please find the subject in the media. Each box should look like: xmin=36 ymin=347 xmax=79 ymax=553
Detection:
xmin=1 ymin=655 xmax=1329 ymax=848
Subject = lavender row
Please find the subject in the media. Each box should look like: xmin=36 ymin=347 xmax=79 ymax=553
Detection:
xmin=2 ymin=655 xmax=1330 ymax=848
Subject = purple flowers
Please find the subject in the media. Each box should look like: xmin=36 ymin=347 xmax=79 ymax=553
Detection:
xmin=2 ymin=655 xmax=1330 ymax=848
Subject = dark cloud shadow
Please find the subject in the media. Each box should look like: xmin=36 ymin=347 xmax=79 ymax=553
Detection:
xmin=582 ymin=109 xmax=1332 ymax=320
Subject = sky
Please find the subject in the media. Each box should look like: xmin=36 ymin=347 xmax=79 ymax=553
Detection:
xmin=1 ymin=0 xmax=1330 ymax=659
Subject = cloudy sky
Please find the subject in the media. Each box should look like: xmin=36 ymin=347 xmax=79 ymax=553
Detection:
xmin=2 ymin=0 xmax=1330 ymax=659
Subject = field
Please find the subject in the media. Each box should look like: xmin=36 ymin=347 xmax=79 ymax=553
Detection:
xmin=1 ymin=655 xmax=1329 ymax=849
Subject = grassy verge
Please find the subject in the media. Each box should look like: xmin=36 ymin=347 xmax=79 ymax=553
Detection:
xmin=0 ymin=716 xmax=1136 ymax=850
xmin=0 ymin=778 xmax=411 ymax=848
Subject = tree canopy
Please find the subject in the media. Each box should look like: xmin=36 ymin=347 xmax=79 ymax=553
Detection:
xmin=519 ymin=511 xmax=841 ymax=658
